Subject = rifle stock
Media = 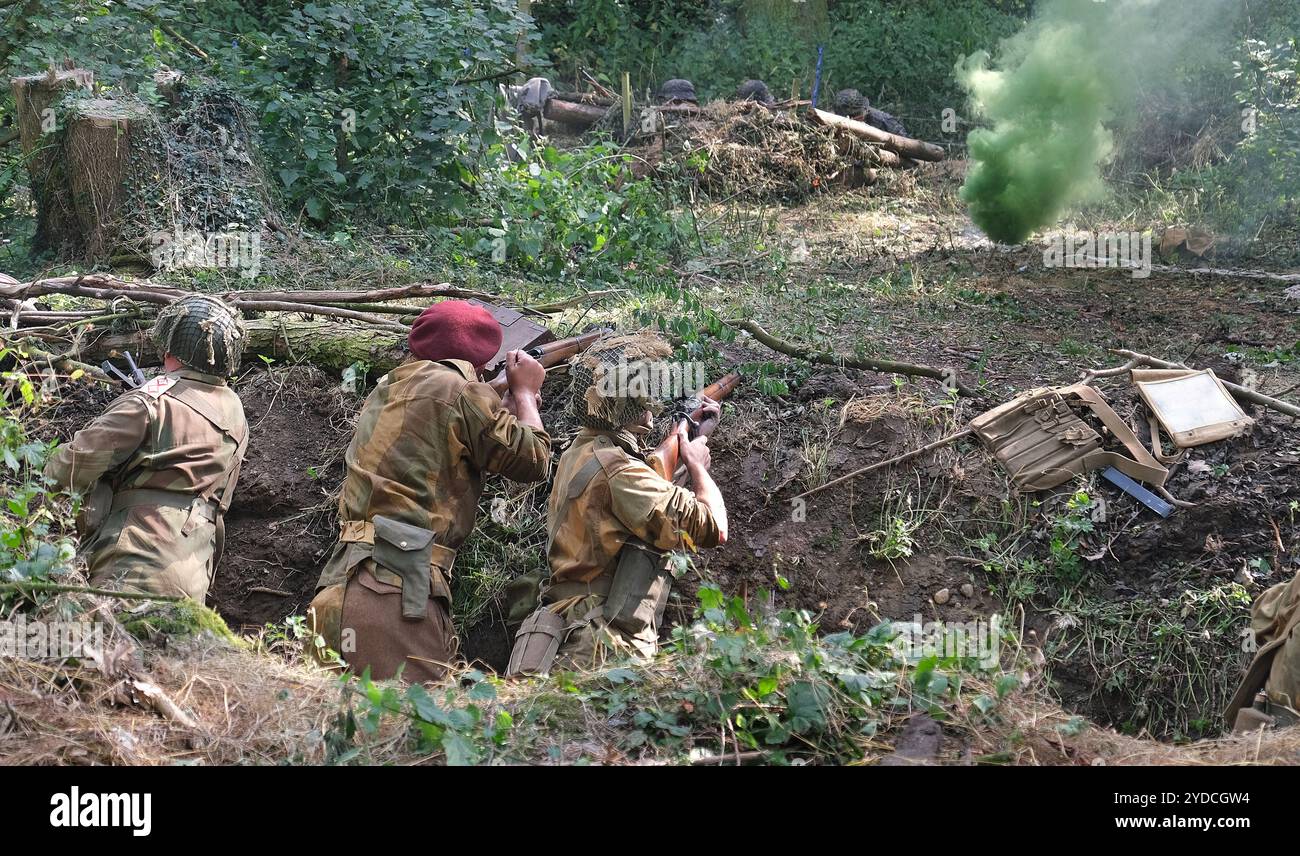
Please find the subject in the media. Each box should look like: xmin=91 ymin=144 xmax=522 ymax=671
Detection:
xmin=487 ymin=328 xmax=610 ymax=395
xmin=650 ymin=370 xmax=742 ymax=482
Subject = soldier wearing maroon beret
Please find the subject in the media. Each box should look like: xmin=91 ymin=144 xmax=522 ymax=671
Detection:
xmin=309 ymin=300 xmax=551 ymax=682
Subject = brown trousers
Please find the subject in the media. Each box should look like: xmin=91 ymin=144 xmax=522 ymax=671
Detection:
xmin=340 ymin=564 xmax=458 ymax=684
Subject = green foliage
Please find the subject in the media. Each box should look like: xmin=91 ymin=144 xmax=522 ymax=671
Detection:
xmin=0 ymin=399 xmax=77 ymax=604
xmin=537 ymin=0 xmax=1027 ymax=138
xmin=238 ymin=0 xmax=533 ymax=224
xmin=327 ymin=668 xmax=510 ymax=765
xmin=467 ymin=139 xmax=689 ymax=279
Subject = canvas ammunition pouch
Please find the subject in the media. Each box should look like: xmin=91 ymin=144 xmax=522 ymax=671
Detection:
xmin=336 ymin=517 xmax=456 ymax=618
xmin=603 ymin=540 xmax=673 ymax=637
xmin=307 ymin=581 xmax=347 ymax=661
xmin=970 ymin=383 xmax=1168 ymax=492
xmin=505 ymin=609 xmax=566 ymax=677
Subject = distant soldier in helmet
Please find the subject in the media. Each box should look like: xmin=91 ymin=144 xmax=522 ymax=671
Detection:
xmin=657 ymin=78 xmax=699 ymax=106
xmin=45 ymin=295 xmax=249 ymax=602
xmin=734 ymin=79 xmax=774 ymax=106
xmin=832 ymin=87 xmax=910 ymax=138
xmin=506 ymin=333 xmax=727 ymax=676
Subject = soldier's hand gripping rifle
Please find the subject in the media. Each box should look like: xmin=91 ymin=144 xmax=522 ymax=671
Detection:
xmin=650 ymin=371 xmax=742 ymax=484
xmin=487 ymin=328 xmax=611 ymax=395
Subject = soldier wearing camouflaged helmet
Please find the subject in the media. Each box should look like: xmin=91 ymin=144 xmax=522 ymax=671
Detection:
xmin=833 ymin=88 xmax=910 ymax=138
xmin=44 ymin=295 xmax=249 ymax=602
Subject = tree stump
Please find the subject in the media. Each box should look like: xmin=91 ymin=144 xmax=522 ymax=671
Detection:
xmin=10 ymin=67 xmax=94 ymax=253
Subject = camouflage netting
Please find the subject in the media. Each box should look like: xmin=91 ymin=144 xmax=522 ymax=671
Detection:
xmin=569 ymin=333 xmax=673 ymax=431
xmin=151 ymin=294 xmax=246 ymax=376
xmin=12 ymin=70 xmax=274 ymax=264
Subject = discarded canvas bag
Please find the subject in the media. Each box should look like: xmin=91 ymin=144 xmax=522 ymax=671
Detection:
xmin=1225 ymin=572 xmax=1300 ymax=732
xmin=602 ymin=539 xmax=673 ymax=638
xmin=1132 ymin=369 xmax=1252 ymax=463
xmin=970 ymin=383 xmax=1168 ymax=492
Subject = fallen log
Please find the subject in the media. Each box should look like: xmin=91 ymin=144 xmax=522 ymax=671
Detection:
xmin=727 ymin=318 xmax=976 ymax=397
xmin=543 ymin=97 xmax=608 ymax=130
xmin=808 ymin=107 xmax=945 ymax=162
xmin=75 ymin=319 xmax=408 ymax=375
xmin=229 ymin=299 xmax=410 ymax=333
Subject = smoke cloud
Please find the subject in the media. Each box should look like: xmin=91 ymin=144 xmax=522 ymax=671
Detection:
xmin=958 ymin=0 xmax=1235 ymax=244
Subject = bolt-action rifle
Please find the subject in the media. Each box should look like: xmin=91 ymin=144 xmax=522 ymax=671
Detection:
xmin=649 ymin=370 xmax=742 ymax=483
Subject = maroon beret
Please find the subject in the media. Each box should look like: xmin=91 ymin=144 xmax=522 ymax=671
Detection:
xmin=408 ymin=300 xmax=503 ymax=368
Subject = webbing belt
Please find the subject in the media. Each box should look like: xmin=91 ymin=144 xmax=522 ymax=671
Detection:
xmin=112 ymin=488 xmax=218 ymax=522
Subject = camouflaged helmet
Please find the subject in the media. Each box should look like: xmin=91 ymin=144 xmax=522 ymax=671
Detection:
xmin=151 ymin=294 xmax=245 ymax=376
xmin=834 ymin=88 xmax=868 ymax=116
xmin=658 ymin=78 xmax=698 ymax=104
xmin=735 ymin=79 xmax=774 ymax=105
xmin=569 ymin=333 xmax=674 ymax=431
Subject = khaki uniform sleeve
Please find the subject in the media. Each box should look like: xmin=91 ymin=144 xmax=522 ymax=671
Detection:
xmin=607 ymin=459 xmax=720 ymax=552
xmin=43 ymin=393 xmax=151 ymax=493
xmin=459 ymin=382 xmax=552 ymax=483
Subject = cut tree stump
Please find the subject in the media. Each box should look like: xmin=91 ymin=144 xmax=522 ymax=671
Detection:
xmin=11 ymin=67 xmax=95 ymax=253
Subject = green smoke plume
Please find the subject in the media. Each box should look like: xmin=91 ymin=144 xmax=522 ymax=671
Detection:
xmin=958 ymin=0 xmax=1231 ymax=244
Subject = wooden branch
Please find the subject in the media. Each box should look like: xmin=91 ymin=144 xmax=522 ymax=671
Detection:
xmin=221 ymin=282 xmax=496 ymax=304
xmin=0 ymin=128 xmax=18 ymax=147
xmin=7 ymin=338 xmax=120 ymax=386
xmin=794 ymin=429 xmax=973 ymax=500
xmin=0 ymin=274 xmax=180 ymax=305
xmin=231 ymin=300 xmax=410 ymax=332
xmin=1109 ymin=349 xmax=1300 ymax=419
xmin=527 ymin=288 xmax=625 ymax=313
xmin=808 ymin=107 xmax=945 ymax=162
xmin=0 ymin=581 xmax=183 ymax=601
xmin=728 ymin=318 xmax=976 ymax=396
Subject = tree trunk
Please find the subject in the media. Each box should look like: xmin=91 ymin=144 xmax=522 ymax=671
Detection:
xmin=10 ymin=68 xmax=94 ymax=252
xmin=809 ymin=107 xmax=945 ymax=162
xmin=78 ymin=319 xmax=409 ymax=375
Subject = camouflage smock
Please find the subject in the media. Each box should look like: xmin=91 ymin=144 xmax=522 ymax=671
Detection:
xmin=546 ymin=428 xmax=720 ymax=586
xmin=43 ymin=369 xmax=247 ymax=601
xmin=316 ymin=358 xmax=552 ymax=591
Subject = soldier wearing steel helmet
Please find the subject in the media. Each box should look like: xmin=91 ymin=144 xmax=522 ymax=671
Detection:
xmin=657 ymin=78 xmax=699 ymax=106
xmin=44 ymin=294 xmax=248 ymax=602
xmin=833 ymin=87 xmax=910 ymax=138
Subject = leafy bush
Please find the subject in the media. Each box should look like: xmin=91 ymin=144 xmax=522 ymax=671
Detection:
xmin=324 ymin=584 xmax=1012 ymax=765
xmin=0 ymin=385 xmax=77 ymax=605
xmin=466 ymin=138 xmax=689 ymax=279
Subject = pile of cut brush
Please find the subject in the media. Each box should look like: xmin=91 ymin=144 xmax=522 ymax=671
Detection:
xmin=545 ymin=92 xmax=947 ymax=202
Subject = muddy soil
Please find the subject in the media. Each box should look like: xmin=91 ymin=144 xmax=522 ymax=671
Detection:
xmin=208 ymin=366 xmax=354 ymax=630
